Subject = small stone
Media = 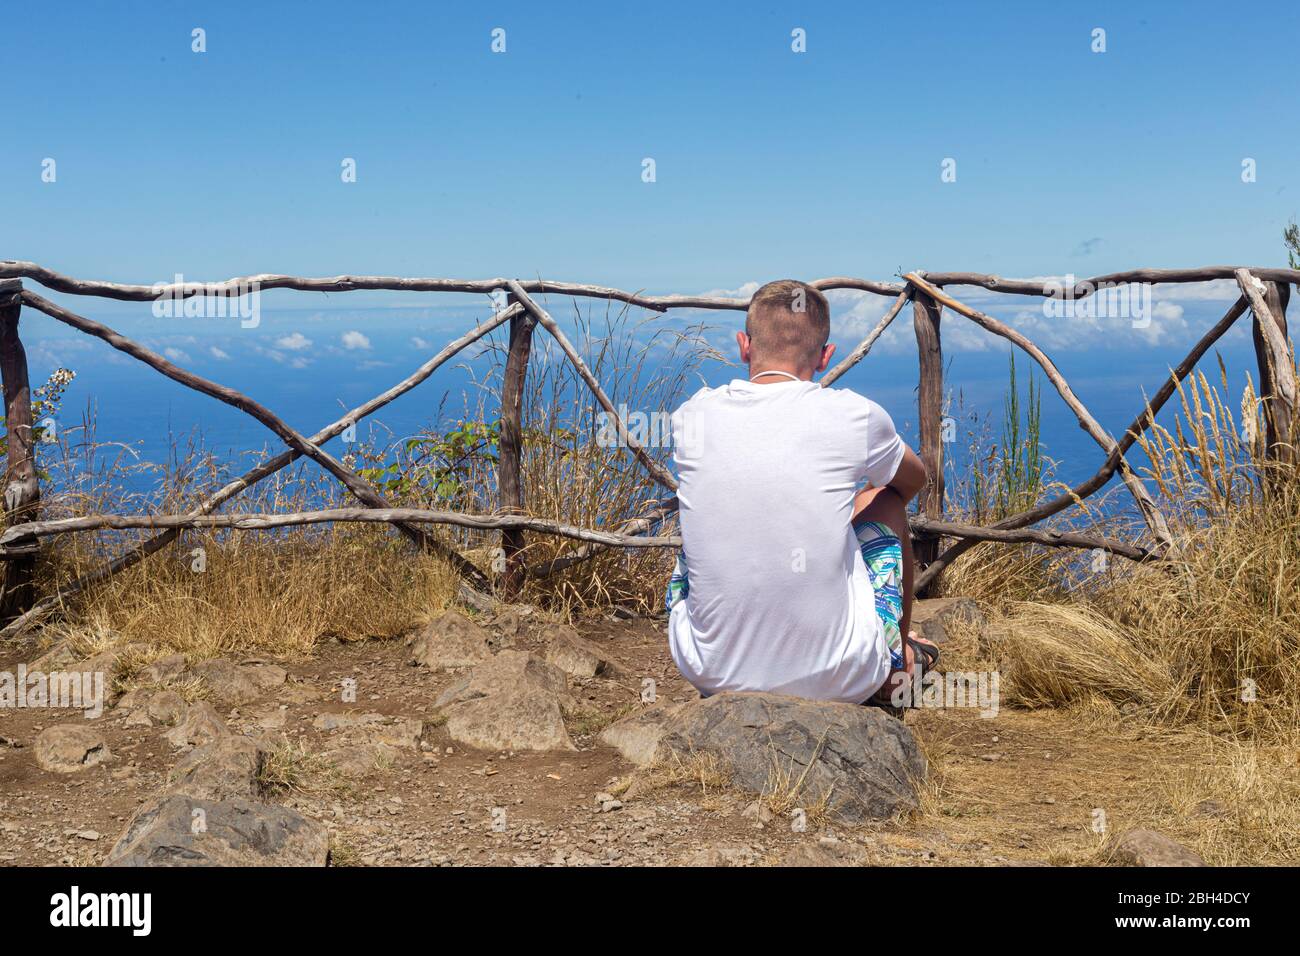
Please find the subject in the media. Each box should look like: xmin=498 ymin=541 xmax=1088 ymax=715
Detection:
xmin=34 ymin=725 xmax=111 ymax=774
xmin=1108 ymin=829 xmax=1206 ymax=867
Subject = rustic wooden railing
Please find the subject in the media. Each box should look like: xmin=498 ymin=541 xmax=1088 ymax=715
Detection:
xmin=0 ymin=261 xmax=1294 ymax=637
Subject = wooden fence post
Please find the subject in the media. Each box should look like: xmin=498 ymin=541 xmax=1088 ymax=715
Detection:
xmin=1252 ymin=280 xmax=1294 ymax=468
xmin=0 ymin=280 xmax=40 ymax=620
xmin=497 ymin=294 xmax=536 ymax=596
xmin=912 ymin=288 xmax=945 ymax=593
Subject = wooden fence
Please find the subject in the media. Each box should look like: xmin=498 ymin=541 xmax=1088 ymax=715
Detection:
xmin=0 ymin=261 xmax=1294 ymax=637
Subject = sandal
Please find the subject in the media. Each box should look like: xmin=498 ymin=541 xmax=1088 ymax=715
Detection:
xmin=865 ymin=632 xmax=940 ymax=715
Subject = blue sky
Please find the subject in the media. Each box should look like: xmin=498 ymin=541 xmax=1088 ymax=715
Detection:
xmin=6 ymin=0 xmax=1297 ymax=289
xmin=2 ymin=1 xmax=1297 ymax=483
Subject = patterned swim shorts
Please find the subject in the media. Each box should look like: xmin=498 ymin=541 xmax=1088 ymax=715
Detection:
xmin=664 ymin=519 xmax=906 ymax=670
xmin=853 ymin=519 xmax=906 ymax=670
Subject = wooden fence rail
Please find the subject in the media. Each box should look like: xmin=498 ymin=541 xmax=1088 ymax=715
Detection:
xmin=0 ymin=260 xmax=1294 ymax=637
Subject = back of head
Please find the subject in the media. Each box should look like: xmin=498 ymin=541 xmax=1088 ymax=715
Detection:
xmin=745 ymin=280 xmax=830 ymax=370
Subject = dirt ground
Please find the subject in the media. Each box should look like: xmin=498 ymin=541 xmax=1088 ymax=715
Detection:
xmin=0 ymin=608 xmax=1266 ymax=867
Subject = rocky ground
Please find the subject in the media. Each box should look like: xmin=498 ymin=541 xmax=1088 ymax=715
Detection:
xmin=0 ymin=599 xmax=1210 ymax=867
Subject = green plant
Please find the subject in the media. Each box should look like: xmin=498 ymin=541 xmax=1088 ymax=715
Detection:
xmin=0 ymin=367 xmax=76 ymax=473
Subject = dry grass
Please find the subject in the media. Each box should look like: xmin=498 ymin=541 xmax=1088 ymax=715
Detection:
xmin=259 ymin=740 xmax=347 ymax=797
xmin=61 ymin=527 xmax=459 ymax=661
xmin=946 ymin=361 xmax=1300 ymax=740
xmin=633 ymin=751 xmax=732 ymax=796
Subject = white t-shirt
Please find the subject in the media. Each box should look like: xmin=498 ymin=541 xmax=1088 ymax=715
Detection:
xmin=667 ymin=378 xmax=906 ymax=704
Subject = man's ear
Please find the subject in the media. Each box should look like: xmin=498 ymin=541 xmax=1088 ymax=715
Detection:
xmin=816 ymin=342 xmax=836 ymax=373
xmin=736 ymin=331 xmax=752 ymax=364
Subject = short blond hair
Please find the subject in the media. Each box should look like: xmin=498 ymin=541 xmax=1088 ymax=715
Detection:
xmin=745 ymin=280 xmax=830 ymax=366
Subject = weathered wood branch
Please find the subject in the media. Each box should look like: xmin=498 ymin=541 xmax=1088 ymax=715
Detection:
xmin=904 ymin=273 xmax=1174 ymax=551
xmin=0 ymin=508 xmax=684 ymax=555
xmin=915 ymin=295 xmax=1250 ymax=589
xmin=1235 ymin=269 xmax=1296 ymax=466
xmin=505 ymin=280 xmax=679 ymax=491
xmin=911 ymin=288 xmax=946 ymax=586
xmin=0 ymin=261 xmax=905 ymax=312
xmin=0 ymin=280 xmax=39 ymax=620
xmin=19 ymin=291 xmax=476 ymax=566
xmin=0 ymin=304 xmax=520 ymax=638
xmin=923 ymin=266 xmax=1300 ymax=296
xmin=527 ymin=498 xmax=680 ymax=578
xmin=820 ymin=286 xmax=913 ymax=387
xmin=6 ymin=259 xmax=1296 ymax=310
xmin=498 ymin=295 xmax=535 ymax=594
xmin=0 ymin=505 xmax=1151 ymax=563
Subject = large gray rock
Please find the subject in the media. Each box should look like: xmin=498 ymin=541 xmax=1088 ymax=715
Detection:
xmin=598 ymin=703 xmax=683 ymax=766
xmin=104 ymin=794 xmax=329 ymax=867
xmin=408 ymin=610 xmax=493 ymax=670
xmin=435 ymin=651 xmax=575 ymax=752
xmin=168 ymin=734 xmax=268 ymax=801
xmin=1108 ymin=829 xmax=1206 ymax=867
xmin=658 ymin=693 xmax=925 ymax=822
xmin=34 ymin=724 xmax=111 ymax=773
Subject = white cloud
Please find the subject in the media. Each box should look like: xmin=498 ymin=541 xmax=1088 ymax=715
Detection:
xmin=698 ymin=281 xmax=760 ymax=300
xmin=411 ymin=336 xmax=431 ymax=350
xmin=341 ymin=330 xmax=371 ymax=351
xmin=163 ymin=347 xmax=192 ymax=363
xmin=209 ymin=346 xmax=230 ymax=360
xmin=275 ymin=332 xmax=312 ymax=351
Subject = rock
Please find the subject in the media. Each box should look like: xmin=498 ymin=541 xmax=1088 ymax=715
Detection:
xmin=369 ymin=717 xmax=423 ymax=750
xmin=124 ymin=709 xmax=153 ymax=728
xmin=324 ymin=742 xmax=398 ymax=778
xmin=146 ymin=690 xmax=186 ymax=726
xmin=168 ymin=735 xmax=268 ymax=801
xmin=435 ymin=651 xmax=576 ymax=752
xmin=312 ymin=712 xmax=385 ymax=732
xmin=911 ymin=597 xmax=985 ymax=646
xmin=314 ymin=712 xmax=422 ymax=751
xmin=104 ymin=794 xmax=329 ymax=867
xmin=1108 ymin=829 xmax=1206 ymax=867
xmin=541 ymin=625 xmax=622 ymax=678
xmin=658 ymin=692 xmax=925 ymax=823
xmin=598 ymin=703 xmax=684 ymax=766
xmin=407 ymin=610 xmax=492 ymax=670
xmin=443 ymin=693 xmax=574 ymax=753
xmin=683 ymin=846 xmax=754 ymax=867
xmin=71 ymin=651 xmax=123 ymax=695
xmin=435 ymin=650 xmax=572 ymax=708
xmin=137 ymin=653 xmax=187 ymax=684
xmin=34 ymin=725 xmax=112 ymax=773
xmin=189 ymin=659 xmax=287 ymax=705
xmin=164 ymin=701 xmax=229 ymax=750
xmin=777 ymin=842 xmax=862 ymax=867
xmin=741 ymin=800 xmax=775 ymax=826
xmin=27 ymin=640 xmax=79 ymax=672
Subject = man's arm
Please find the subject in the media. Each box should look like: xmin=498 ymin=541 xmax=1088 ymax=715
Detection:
xmin=886 ymin=445 xmax=928 ymax=504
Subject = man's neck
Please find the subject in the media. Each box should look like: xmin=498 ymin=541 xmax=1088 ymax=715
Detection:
xmin=749 ymin=366 xmax=812 ymax=384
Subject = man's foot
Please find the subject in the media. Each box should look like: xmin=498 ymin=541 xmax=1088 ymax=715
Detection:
xmin=869 ymin=631 xmax=939 ymax=709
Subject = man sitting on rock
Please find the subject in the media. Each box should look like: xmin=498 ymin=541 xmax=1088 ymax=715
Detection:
xmin=665 ymin=279 xmax=938 ymax=708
